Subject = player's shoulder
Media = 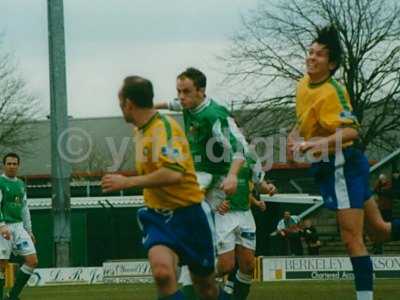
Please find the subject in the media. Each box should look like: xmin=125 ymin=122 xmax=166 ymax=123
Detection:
xmin=321 ymin=77 xmax=346 ymax=96
xmin=17 ymin=177 xmax=25 ymax=186
xmin=321 ymin=78 xmax=351 ymax=106
xmin=161 ymin=114 xmax=183 ymax=131
xmin=153 ymin=114 xmax=184 ymax=136
xmin=203 ymin=99 xmax=231 ymax=121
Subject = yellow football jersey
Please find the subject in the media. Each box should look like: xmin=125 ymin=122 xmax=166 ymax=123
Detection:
xmin=296 ymin=75 xmax=358 ymax=141
xmin=134 ymin=112 xmax=204 ymax=209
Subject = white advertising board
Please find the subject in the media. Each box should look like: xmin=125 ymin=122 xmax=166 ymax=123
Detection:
xmin=27 ymin=267 xmax=103 ymax=286
xmin=262 ymin=256 xmax=400 ymax=281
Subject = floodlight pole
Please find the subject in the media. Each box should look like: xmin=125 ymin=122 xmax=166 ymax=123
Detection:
xmin=47 ymin=0 xmax=71 ymax=267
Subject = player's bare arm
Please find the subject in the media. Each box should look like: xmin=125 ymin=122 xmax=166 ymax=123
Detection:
xmin=299 ymin=127 xmax=359 ymax=153
xmin=220 ymin=158 xmax=244 ymax=195
xmin=250 ymin=195 xmax=266 ymax=212
xmin=101 ymin=168 xmax=183 ymax=192
xmin=154 ymin=102 xmax=169 ymax=109
xmin=287 ymin=126 xmax=300 ymax=161
xmin=262 ymin=181 xmax=277 ymax=196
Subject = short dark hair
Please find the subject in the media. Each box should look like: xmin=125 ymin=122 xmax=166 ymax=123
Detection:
xmin=120 ymin=76 xmax=154 ymax=108
xmin=313 ymin=25 xmax=343 ymax=75
xmin=177 ymin=67 xmax=207 ymax=90
xmin=3 ymin=152 xmax=20 ymax=165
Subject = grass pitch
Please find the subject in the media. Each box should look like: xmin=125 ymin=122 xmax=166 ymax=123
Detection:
xmin=17 ymin=279 xmax=400 ymax=300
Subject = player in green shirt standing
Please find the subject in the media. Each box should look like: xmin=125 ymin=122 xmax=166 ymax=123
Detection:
xmin=0 ymin=153 xmax=38 ymax=300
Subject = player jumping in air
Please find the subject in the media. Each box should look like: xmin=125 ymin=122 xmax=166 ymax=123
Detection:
xmin=288 ymin=25 xmax=400 ymax=300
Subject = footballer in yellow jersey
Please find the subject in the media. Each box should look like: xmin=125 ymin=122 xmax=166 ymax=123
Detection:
xmin=101 ymin=76 xmax=226 ymax=300
xmin=134 ymin=112 xmax=203 ymax=210
xmin=296 ymin=74 xmax=358 ymax=143
xmin=288 ymin=25 xmax=400 ymax=300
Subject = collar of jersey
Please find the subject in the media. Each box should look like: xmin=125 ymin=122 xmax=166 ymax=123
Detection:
xmin=189 ymin=97 xmax=211 ymax=114
xmin=308 ymin=76 xmax=332 ymax=89
xmin=1 ymin=174 xmax=17 ymax=181
xmin=139 ymin=112 xmax=160 ymax=132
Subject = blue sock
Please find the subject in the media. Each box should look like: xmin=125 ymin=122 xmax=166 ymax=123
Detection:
xmin=350 ymin=256 xmax=373 ymax=297
xmin=159 ymin=290 xmax=185 ymax=300
xmin=391 ymin=219 xmax=400 ymax=241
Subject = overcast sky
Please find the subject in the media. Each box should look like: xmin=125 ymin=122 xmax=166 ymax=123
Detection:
xmin=0 ymin=0 xmax=259 ymax=118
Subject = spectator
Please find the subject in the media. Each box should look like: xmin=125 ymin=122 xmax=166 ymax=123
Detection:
xmin=276 ymin=211 xmax=303 ymax=255
xmin=301 ymin=219 xmax=321 ymax=255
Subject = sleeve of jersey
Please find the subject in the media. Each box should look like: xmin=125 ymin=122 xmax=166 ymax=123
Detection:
xmin=248 ymin=151 xmax=265 ymax=184
xmin=0 ymin=190 xmax=4 ymax=225
xmin=22 ymin=193 xmax=32 ymax=233
xmin=168 ymin=98 xmax=183 ymax=112
xmin=317 ymin=92 xmax=359 ymax=132
xmin=155 ymin=135 xmax=186 ymax=173
xmin=211 ymin=116 xmax=248 ymax=161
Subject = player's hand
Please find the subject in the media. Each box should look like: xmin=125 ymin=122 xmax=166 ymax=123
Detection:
xmin=216 ymin=200 xmax=230 ymax=215
xmin=254 ymin=200 xmax=266 ymax=212
xmin=263 ymin=182 xmax=277 ymax=196
xmin=298 ymin=139 xmax=327 ymax=154
xmin=287 ymin=132 xmax=303 ymax=162
xmin=101 ymin=174 xmax=130 ymax=192
xmin=0 ymin=225 xmax=11 ymax=240
xmin=220 ymin=175 xmax=238 ymax=195
xmin=287 ymin=136 xmax=296 ymax=162
xmin=29 ymin=232 xmax=36 ymax=244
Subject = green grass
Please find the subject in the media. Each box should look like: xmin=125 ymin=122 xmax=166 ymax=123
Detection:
xmin=15 ymin=279 xmax=400 ymax=300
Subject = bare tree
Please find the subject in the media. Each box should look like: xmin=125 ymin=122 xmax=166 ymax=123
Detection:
xmin=223 ymin=0 xmax=400 ymax=152
xmin=0 ymin=40 xmax=41 ymax=154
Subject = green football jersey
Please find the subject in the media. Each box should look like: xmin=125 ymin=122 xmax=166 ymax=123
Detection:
xmin=181 ymin=98 xmax=247 ymax=175
xmin=0 ymin=175 xmax=27 ymax=224
xmin=222 ymin=150 xmax=264 ymax=211
xmin=224 ymin=163 xmax=252 ymax=211
xmin=169 ymin=98 xmax=266 ymax=211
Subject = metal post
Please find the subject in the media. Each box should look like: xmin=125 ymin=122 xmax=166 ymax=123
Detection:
xmin=47 ymin=0 xmax=71 ymax=267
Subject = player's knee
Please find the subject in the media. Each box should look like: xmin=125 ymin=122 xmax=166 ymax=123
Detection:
xmin=25 ymin=256 xmax=38 ymax=269
xmin=152 ymin=265 xmax=174 ymax=287
xmin=29 ymin=259 xmax=39 ymax=269
xmin=239 ymin=257 xmax=255 ymax=275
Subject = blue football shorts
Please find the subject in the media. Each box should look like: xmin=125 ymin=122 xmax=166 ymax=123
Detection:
xmin=137 ymin=201 xmax=216 ymax=276
xmin=310 ymin=147 xmax=372 ymax=210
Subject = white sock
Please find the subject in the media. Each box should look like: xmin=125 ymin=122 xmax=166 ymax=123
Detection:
xmin=236 ymin=270 xmax=252 ymax=285
xmin=20 ymin=264 xmax=34 ymax=275
xmin=357 ymin=291 xmax=373 ymax=300
xmin=179 ymin=265 xmax=192 ymax=286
